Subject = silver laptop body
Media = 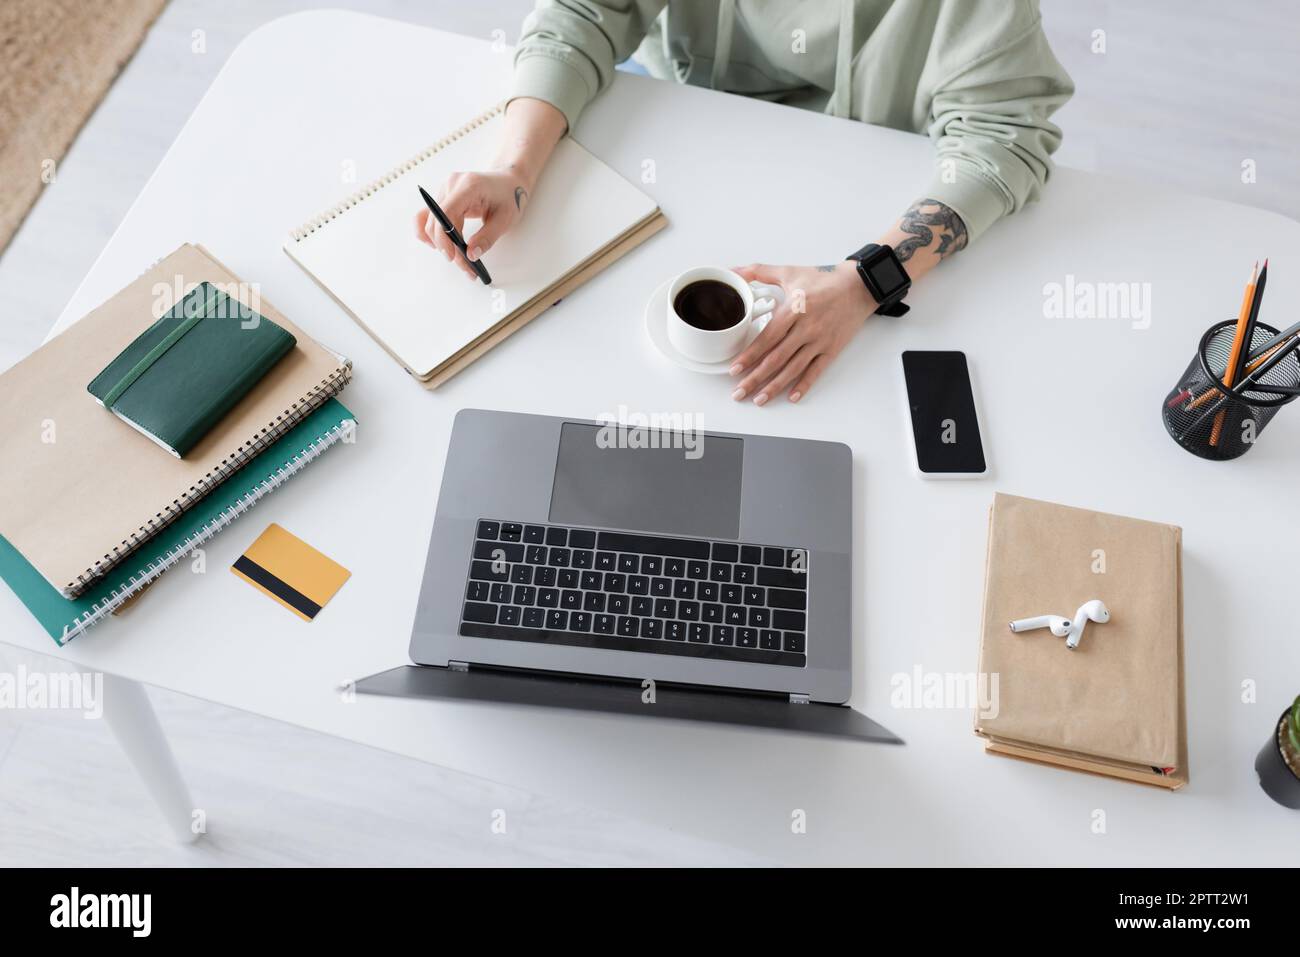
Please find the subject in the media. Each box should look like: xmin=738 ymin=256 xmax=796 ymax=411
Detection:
xmin=380 ymin=409 xmax=898 ymax=742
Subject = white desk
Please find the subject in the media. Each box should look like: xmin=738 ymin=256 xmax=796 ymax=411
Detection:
xmin=7 ymin=10 xmax=1300 ymax=865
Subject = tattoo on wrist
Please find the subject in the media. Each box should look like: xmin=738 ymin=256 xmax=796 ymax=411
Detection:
xmin=514 ymin=186 xmax=528 ymax=211
xmin=895 ymin=198 xmax=969 ymax=263
xmin=816 ymin=264 xmax=837 ymax=272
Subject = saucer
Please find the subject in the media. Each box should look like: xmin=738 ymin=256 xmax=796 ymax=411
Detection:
xmin=643 ymin=278 xmax=776 ymax=374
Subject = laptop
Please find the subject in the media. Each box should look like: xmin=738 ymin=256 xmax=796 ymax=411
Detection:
xmin=356 ymin=408 xmax=900 ymax=743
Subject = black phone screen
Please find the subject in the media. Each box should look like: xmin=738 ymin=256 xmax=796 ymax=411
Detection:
xmin=901 ymin=351 xmax=986 ymax=474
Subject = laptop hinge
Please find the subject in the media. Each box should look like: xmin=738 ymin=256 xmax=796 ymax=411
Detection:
xmin=444 ymin=660 xmax=792 ymax=703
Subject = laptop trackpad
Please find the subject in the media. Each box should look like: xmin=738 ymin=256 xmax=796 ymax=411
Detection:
xmin=548 ymin=422 xmax=742 ymax=539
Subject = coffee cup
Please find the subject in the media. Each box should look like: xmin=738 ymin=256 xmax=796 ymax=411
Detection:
xmin=666 ymin=266 xmax=754 ymax=364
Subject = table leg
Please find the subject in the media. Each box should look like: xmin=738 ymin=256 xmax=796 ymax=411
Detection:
xmin=101 ymin=672 xmax=200 ymax=844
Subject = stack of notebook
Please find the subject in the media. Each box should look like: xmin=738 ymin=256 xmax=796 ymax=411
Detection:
xmin=0 ymin=244 xmax=355 ymax=644
xmin=974 ymin=493 xmax=1188 ymax=789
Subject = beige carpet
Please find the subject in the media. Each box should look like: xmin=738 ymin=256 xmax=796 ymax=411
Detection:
xmin=0 ymin=0 xmax=168 ymax=255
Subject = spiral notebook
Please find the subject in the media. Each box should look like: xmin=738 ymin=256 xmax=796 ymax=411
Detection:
xmin=0 ymin=399 xmax=355 ymax=644
xmin=0 ymin=244 xmax=352 ymax=598
xmin=284 ymin=103 xmax=666 ymax=387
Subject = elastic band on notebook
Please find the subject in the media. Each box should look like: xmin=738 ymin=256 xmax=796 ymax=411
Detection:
xmin=101 ymin=287 xmax=221 ymax=408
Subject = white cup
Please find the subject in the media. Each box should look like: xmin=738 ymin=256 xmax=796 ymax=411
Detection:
xmin=666 ymin=266 xmax=754 ymax=364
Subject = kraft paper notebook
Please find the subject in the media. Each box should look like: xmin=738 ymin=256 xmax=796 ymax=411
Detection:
xmin=974 ymin=493 xmax=1187 ymax=790
xmin=0 ymin=400 xmax=355 ymax=645
xmin=284 ymin=103 xmax=666 ymax=387
xmin=0 ymin=244 xmax=352 ymax=599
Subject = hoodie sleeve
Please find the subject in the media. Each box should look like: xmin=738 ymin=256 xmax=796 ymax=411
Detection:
xmin=922 ymin=4 xmax=1074 ymax=241
xmin=511 ymin=0 xmax=669 ymax=132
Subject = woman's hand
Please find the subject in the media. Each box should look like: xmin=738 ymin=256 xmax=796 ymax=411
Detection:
xmin=413 ymin=97 xmax=567 ymax=281
xmin=729 ymin=262 xmax=876 ymax=405
xmin=414 ymin=168 xmax=529 ymax=281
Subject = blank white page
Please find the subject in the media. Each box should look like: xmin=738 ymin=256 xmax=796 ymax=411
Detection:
xmin=285 ymin=112 xmax=659 ymax=379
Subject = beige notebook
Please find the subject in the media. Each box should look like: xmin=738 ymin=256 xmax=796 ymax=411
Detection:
xmin=974 ymin=493 xmax=1187 ymax=789
xmin=0 ymin=244 xmax=351 ymax=598
xmin=284 ymin=103 xmax=666 ymax=387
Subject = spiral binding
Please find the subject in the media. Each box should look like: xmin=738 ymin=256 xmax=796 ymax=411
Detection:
xmin=58 ymin=417 xmax=357 ymax=644
xmin=66 ymin=361 xmax=354 ymax=597
xmin=287 ymin=103 xmax=505 ymax=243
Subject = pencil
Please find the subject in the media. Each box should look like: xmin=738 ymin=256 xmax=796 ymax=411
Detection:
xmin=1212 ymin=260 xmax=1271 ymax=445
xmin=1235 ymin=259 xmax=1267 ymax=384
xmin=1208 ymin=263 xmax=1258 ymax=445
xmin=1224 ymin=262 xmax=1258 ymax=386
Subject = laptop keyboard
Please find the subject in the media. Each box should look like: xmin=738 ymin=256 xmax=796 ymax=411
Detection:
xmin=459 ymin=519 xmax=809 ymax=667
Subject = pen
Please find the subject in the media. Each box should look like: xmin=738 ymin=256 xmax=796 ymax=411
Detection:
xmin=1247 ymin=383 xmax=1300 ymax=397
xmin=1182 ymin=336 xmax=1300 ymax=437
xmin=418 ymin=185 xmax=492 ymax=285
xmin=1246 ymin=319 xmax=1300 ymax=363
xmin=1184 ymin=334 xmax=1293 ymax=411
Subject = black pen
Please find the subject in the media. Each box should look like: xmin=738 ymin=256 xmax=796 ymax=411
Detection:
xmin=418 ymin=185 xmax=492 ymax=285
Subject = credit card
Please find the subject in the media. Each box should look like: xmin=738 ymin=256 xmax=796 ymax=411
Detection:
xmin=231 ymin=523 xmax=350 ymax=621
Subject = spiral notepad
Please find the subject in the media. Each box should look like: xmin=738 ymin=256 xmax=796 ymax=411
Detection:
xmin=0 ymin=244 xmax=352 ymax=598
xmin=0 ymin=400 xmax=356 ymax=644
xmin=284 ymin=104 xmax=665 ymax=387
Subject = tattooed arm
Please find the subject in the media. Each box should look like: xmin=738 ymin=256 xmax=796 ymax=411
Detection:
xmin=884 ymin=197 xmax=970 ymax=277
xmin=726 ymin=198 xmax=968 ymax=407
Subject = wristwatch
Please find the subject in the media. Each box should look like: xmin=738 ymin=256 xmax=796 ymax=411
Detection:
xmin=846 ymin=243 xmax=911 ymax=317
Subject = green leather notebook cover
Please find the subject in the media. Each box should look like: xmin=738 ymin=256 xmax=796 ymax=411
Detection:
xmin=0 ymin=398 xmax=355 ymax=645
xmin=87 ymin=282 xmax=296 ymax=457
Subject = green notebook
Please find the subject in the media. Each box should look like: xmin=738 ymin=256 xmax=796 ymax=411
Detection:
xmin=0 ymin=398 xmax=355 ymax=645
xmin=87 ymin=282 xmax=297 ymax=457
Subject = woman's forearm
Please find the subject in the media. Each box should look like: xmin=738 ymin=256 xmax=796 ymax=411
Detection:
xmin=493 ymin=96 xmax=568 ymax=197
xmin=877 ymin=198 xmax=970 ymax=281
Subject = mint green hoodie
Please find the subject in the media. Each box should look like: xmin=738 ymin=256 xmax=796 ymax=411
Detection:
xmin=511 ymin=0 xmax=1074 ymax=240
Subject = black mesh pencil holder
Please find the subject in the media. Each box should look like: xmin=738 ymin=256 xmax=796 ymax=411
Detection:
xmin=1163 ymin=319 xmax=1300 ymax=461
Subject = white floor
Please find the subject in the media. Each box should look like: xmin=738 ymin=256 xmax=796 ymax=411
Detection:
xmin=0 ymin=645 xmax=770 ymax=866
xmin=1 ymin=0 xmax=1296 ymax=866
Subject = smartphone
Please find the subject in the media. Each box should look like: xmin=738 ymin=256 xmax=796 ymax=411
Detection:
xmin=900 ymin=351 xmax=988 ymax=479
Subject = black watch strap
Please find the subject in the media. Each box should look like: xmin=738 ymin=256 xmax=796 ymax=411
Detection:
xmin=875 ymin=299 xmax=910 ymax=318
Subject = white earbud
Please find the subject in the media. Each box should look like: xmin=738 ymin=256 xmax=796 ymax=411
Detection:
xmin=1009 ymin=615 xmax=1072 ymax=638
xmin=1065 ymin=600 xmax=1110 ymax=649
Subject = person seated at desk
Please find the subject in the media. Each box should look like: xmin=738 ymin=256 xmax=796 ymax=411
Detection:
xmin=415 ymin=0 xmax=1073 ymax=405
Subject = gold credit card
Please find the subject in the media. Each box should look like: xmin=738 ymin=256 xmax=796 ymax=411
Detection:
xmin=231 ymin=523 xmax=350 ymax=621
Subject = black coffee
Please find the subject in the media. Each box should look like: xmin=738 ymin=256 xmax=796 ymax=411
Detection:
xmin=673 ymin=280 xmax=745 ymax=331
